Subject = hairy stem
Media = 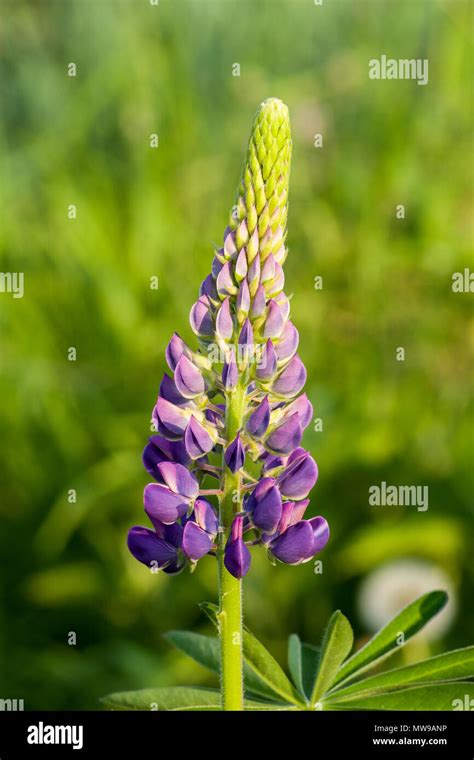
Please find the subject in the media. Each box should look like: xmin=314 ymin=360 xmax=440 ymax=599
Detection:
xmin=218 ymin=383 xmax=246 ymax=711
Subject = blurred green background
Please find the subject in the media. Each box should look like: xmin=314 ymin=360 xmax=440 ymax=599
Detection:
xmin=0 ymin=0 xmax=472 ymax=709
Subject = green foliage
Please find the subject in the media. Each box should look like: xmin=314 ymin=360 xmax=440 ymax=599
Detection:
xmin=333 ymin=591 xmax=448 ymax=686
xmin=101 ymin=686 xmax=291 ymax=711
xmin=103 ymin=592 xmax=474 ymax=710
xmin=310 ymin=611 xmax=353 ymax=704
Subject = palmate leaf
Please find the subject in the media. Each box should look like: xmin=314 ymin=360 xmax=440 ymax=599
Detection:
xmin=332 ymin=590 xmax=448 ymax=689
xmin=310 ymin=611 xmax=353 ymax=706
xmin=164 ymin=630 xmax=283 ymax=703
xmin=323 ymin=682 xmax=474 ymax=711
xmin=327 ymin=646 xmax=474 ymax=701
xmin=101 ymin=686 xmax=294 ymax=711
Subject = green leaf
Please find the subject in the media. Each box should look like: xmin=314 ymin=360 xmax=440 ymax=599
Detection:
xmin=328 ymin=646 xmax=474 ymax=700
xmin=101 ymin=686 xmax=223 ymax=711
xmin=288 ymin=635 xmax=320 ymax=700
xmin=164 ymin=630 xmax=281 ymax=702
xmin=101 ymin=686 xmax=293 ymax=711
xmin=301 ymin=643 xmax=320 ymax=700
xmin=165 ymin=630 xmax=218 ymax=673
xmin=323 ymin=682 xmax=474 ymax=711
xmin=310 ymin=611 xmax=353 ymax=705
xmin=243 ymin=628 xmax=305 ymax=706
xmin=288 ymin=634 xmax=305 ymax=696
xmin=333 ymin=591 xmax=448 ymax=688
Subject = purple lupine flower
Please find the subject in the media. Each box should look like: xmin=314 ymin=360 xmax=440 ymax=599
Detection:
xmin=245 ymin=477 xmax=282 ymax=534
xmin=127 ymin=98 xmax=329 ymax=581
xmin=263 ymin=503 xmax=329 ymax=566
xmin=165 ymin=333 xmax=186 ymax=371
xmin=277 ymin=449 xmax=319 ymax=500
xmin=142 ymin=435 xmax=190 ymax=476
xmin=144 ymin=483 xmax=190 ymax=525
xmin=127 ymin=526 xmax=182 ymax=574
xmin=246 ymin=395 xmax=270 ymax=439
xmin=222 ymin=354 xmax=238 ymax=390
xmin=265 ymin=412 xmax=303 ymax=455
xmin=184 ymin=416 xmax=217 ymax=459
xmin=256 ymin=340 xmax=278 ymax=381
xmin=225 ymin=432 xmax=245 ymax=473
xmin=224 ymin=516 xmax=251 ymax=579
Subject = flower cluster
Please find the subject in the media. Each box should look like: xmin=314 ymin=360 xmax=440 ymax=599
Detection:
xmin=128 ymin=99 xmax=329 ymax=579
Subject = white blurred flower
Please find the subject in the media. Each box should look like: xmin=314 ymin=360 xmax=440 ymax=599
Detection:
xmin=357 ymin=559 xmax=456 ymax=641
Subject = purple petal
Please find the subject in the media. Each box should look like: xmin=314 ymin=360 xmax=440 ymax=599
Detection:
xmin=277 ymin=451 xmax=318 ymax=500
xmin=143 ymin=437 xmax=190 ymax=478
xmin=184 ymin=416 xmax=215 ymax=459
xmin=193 ymin=498 xmax=218 ymax=536
xmin=212 ymin=255 xmax=223 ymax=278
xmin=200 ymin=274 xmax=218 ymax=300
xmin=266 ymin=263 xmax=285 ymax=298
xmin=246 ymin=396 xmax=270 ymax=439
xmin=222 ymin=354 xmax=238 ymax=390
xmin=275 ymin=292 xmax=290 ymax=322
xmin=250 ymin=284 xmax=266 ymax=318
xmin=289 ymin=498 xmax=310 ymax=525
xmin=238 ymin=318 xmax=254 ymax=349
xmin=144 ymin=483 xmax=189 ymax=525
xmin=247 ymin=255 xmax=261 ymax=296
xmin=174 ymin=356 xmax=205 ymax=399
xmin=224 ymin=432 xmax=245 ymax=473
xmin=235 ymin=249 xmax=248 ymax=280
xmin=216 ymin=261 xmax=236 ymax=297
xmin=162 ymin=520 xmax=184 ymax=548
xmin=190 ymin=296 xmax=214 ymax=337
xmin=159 ymin=374 xmax=188 ymax=406
xmin=165 ymin=333 xmax=186 ymax=371
xmin=270 ymin=521 xmax=315 ymax=565
xmin=256 ymin=339 xmax=277 ymax=381
xmin=142 ymin=438 xmax=170 ymax=476
xmin=305 ymin=516 xmax=330 ymax=558
xmin=261 ymin=254 xmax=275 ymax=283
xmin=127 ymin=526 xmax=178 ymax=569
xmin=246 ymin=476 xmax=274 ymax=513
xmin=223 ymin=228 xmax=237 ymax=257
xmin=275 ymin=322 xmax=299 ymax=362
xmin=261 ymin=451 xmax=288 ymax=474
xmin=154 ymin=396 xmax=190 ymax=439
xmin=263 ymin=300 xmax=285 ymax=339
xmin=251 ymin=480 xmax=282 ymax=534
xmin=205 ymin=406 xmax=224 ymax=427
xmin=237 ymin=279 xmax=250 ymax=316
xmin=157 ymin=462 xmax=199 ymax=499
xmin=271 ymin=355 xmax=307 ymax=397
xmin=216 ymin=297 xmax=234 ymax=340
xmin=182 ymin=521 xmax=213 ymax=561
xmin=224 ymin=516 xmax=251 ymax=579
xmin=265 ymin=412 xmax=303 ymax=455
xmin=284 ymin=393 xmax=313 ymax=430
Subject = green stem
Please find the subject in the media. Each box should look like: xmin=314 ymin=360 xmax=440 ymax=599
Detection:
xmin=218 ymin=383 xmax=246 ymax=711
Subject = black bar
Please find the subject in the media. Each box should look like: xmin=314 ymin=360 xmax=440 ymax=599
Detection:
xmin=0 ymin=710 xmax=472 ymax=758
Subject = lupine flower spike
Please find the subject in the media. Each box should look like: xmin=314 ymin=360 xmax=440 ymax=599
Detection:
xmin=128 ymin=98 xmax=329 ymax=579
